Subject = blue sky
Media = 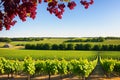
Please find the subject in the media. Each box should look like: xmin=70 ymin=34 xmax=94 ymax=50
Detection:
xmin=0 ymin=0 xmax=120 ymax=37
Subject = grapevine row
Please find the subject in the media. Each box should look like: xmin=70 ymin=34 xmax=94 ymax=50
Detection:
xmin=100 ymin=58 xmax=120 ymax=77
xmin=0 ymin=57 xmax=97 ymax=80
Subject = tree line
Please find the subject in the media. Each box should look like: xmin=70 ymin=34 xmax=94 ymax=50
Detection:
xmin=0 ymin=37 xmax=44 ymax=42
xmin=0 ymin=37 xmax=120 ymax=43
xmin=105 ymin=37 xmax=120 ymax=40
xmin=25 ymin=43 xmax=120 ymax=51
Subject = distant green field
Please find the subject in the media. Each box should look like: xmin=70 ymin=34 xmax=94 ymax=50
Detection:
xmin=10 ymin=38 xmax=69 ymax=46
xmin=0 ymin=48 xmax=120 ymax=60
xmin=66 ymin=40 xmax=120 ymax=45
xmin=0 ymin=38 xmax=120 ymax=48
xmin=0 ymin=42 xmax=5 ymax=47
xmin=0 ymin=48 xmax=97 ymax=60
xmin=10 ymin=38 xmax=120 ymax=46
xmin=99 ymin=51 xmax=120 ymax=59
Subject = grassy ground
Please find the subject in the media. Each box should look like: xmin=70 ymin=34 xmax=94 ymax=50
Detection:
xmin=0 ymin=48 xmax=97 ymax=60
xmin=0 ymin=48 xmax=119 ymax=60
xmin=99 ymin=51 xmax=120 ymax=59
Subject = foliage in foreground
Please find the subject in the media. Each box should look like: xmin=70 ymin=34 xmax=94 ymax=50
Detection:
xmin=100 ymin=58 xmax=120 ymax=77
xmin=0 ymin=57 xmax=97 ymax=80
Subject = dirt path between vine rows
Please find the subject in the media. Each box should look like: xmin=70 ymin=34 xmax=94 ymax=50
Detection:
xmin=87 ymin=55 xmax=120 ymax=80
xmin=87 ymin=56 xmax=106 ymax=80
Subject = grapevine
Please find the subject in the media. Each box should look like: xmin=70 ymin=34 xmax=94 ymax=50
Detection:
xmin=100 ymin=58 xmax=120 ymax=76
xmin=0 ymin=0 xmax=94 ymax=30
xmin=44 ymin=59 xmax=59 ymax=80
xmin=57 ymin=59 xmax=68 ymax=79
xmin=69 ymin=59 xmax=97 ymax=79
xmin=23 ymin=56 xmax=35 ymax=80
xmin=100 ymin=58 xmax=116 ymax=77
xmin=114 ymin=62 xmax=120 ymax=75
xmin=35 ymin=60 xmax=46 ymax=74
xmin=0 ymin=57 xmax=5 ymax=74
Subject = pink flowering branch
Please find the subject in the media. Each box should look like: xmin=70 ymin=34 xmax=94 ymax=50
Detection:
xmin=0 ymin=0 xmax=94 ymax=31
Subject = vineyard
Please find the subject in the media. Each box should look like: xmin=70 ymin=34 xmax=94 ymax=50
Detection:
xmin=0 ymin=55 xmax=120 ymax=80
xmin=0 ymin=57 xmax=97 ymax=80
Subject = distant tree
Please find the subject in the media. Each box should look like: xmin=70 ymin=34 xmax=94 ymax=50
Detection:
xmin=105 ymin=37 xmax=120 ymax=40
xmin=85 ymin=38 xmax=91 ymax=42
xmin=113 ymin=45 xmax=117 ymax=51
xmin=42 ymin=43 xmax=51 ymax=50
xmin=25 ymin=44 xmax=36 ymax=49
xmin=5 ymin=38 xmax=12 ymax=43
xmin=25 ymin=44 xmax=31 ymax=49
xmin=66 ymin=44 xmax=74 ymax=50
xmin=92 ymin=45 xmax=101 ymax=50
xmin=31 ymin=44 xmax=36 ymax=49
xmin=75 ymin=44 xmax=84 ymax=50
xmin=0 ymin=38 xmax=11 ymax=43
xmin=108 ymin=45 xmax=114 ymax=51
xmin=101 ymin=45 xmax=109 ymax=51
xmin=116 ymin=45 xmax=120 ymax=51
xmin=51 ymin=44 xmax=59 ymax=50
xmin=98 ymin=37 xmax=105 ymax=42
xmin=36 ymin=44 xmax=43 ymax=50
xmin=59 ymin=44 xmax=66 ymax=50
xmin=83 ymin=44 xmax=92 ymax=50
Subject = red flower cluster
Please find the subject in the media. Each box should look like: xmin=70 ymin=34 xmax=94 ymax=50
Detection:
xmin=80 ymin=0 xmax=94 ymax=9
xmin=18 ymin=2 xmax=37 ymax=21
xmin=47 ymin=0 xmax=65 ymax=19
xmin=0 ymin=0 xmax=94 ymax=31
xmin=0 ymin=0 xmax=19 ymax=30
xmin=67 ymin=1 xmax=76 ymax=10
xmin=0 ymin=0 xmax=38 ymax=30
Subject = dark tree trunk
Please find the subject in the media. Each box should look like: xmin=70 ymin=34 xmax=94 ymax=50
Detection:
xmin=48 ymin=73 xmax=51 ymax=80
xmin=28 ymin=74 xmax=31 ymax=80
xmin=11 ymin=72 xmax=14 ymax=78
xmin=8 ymin=73 xmax=9 ymax=80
